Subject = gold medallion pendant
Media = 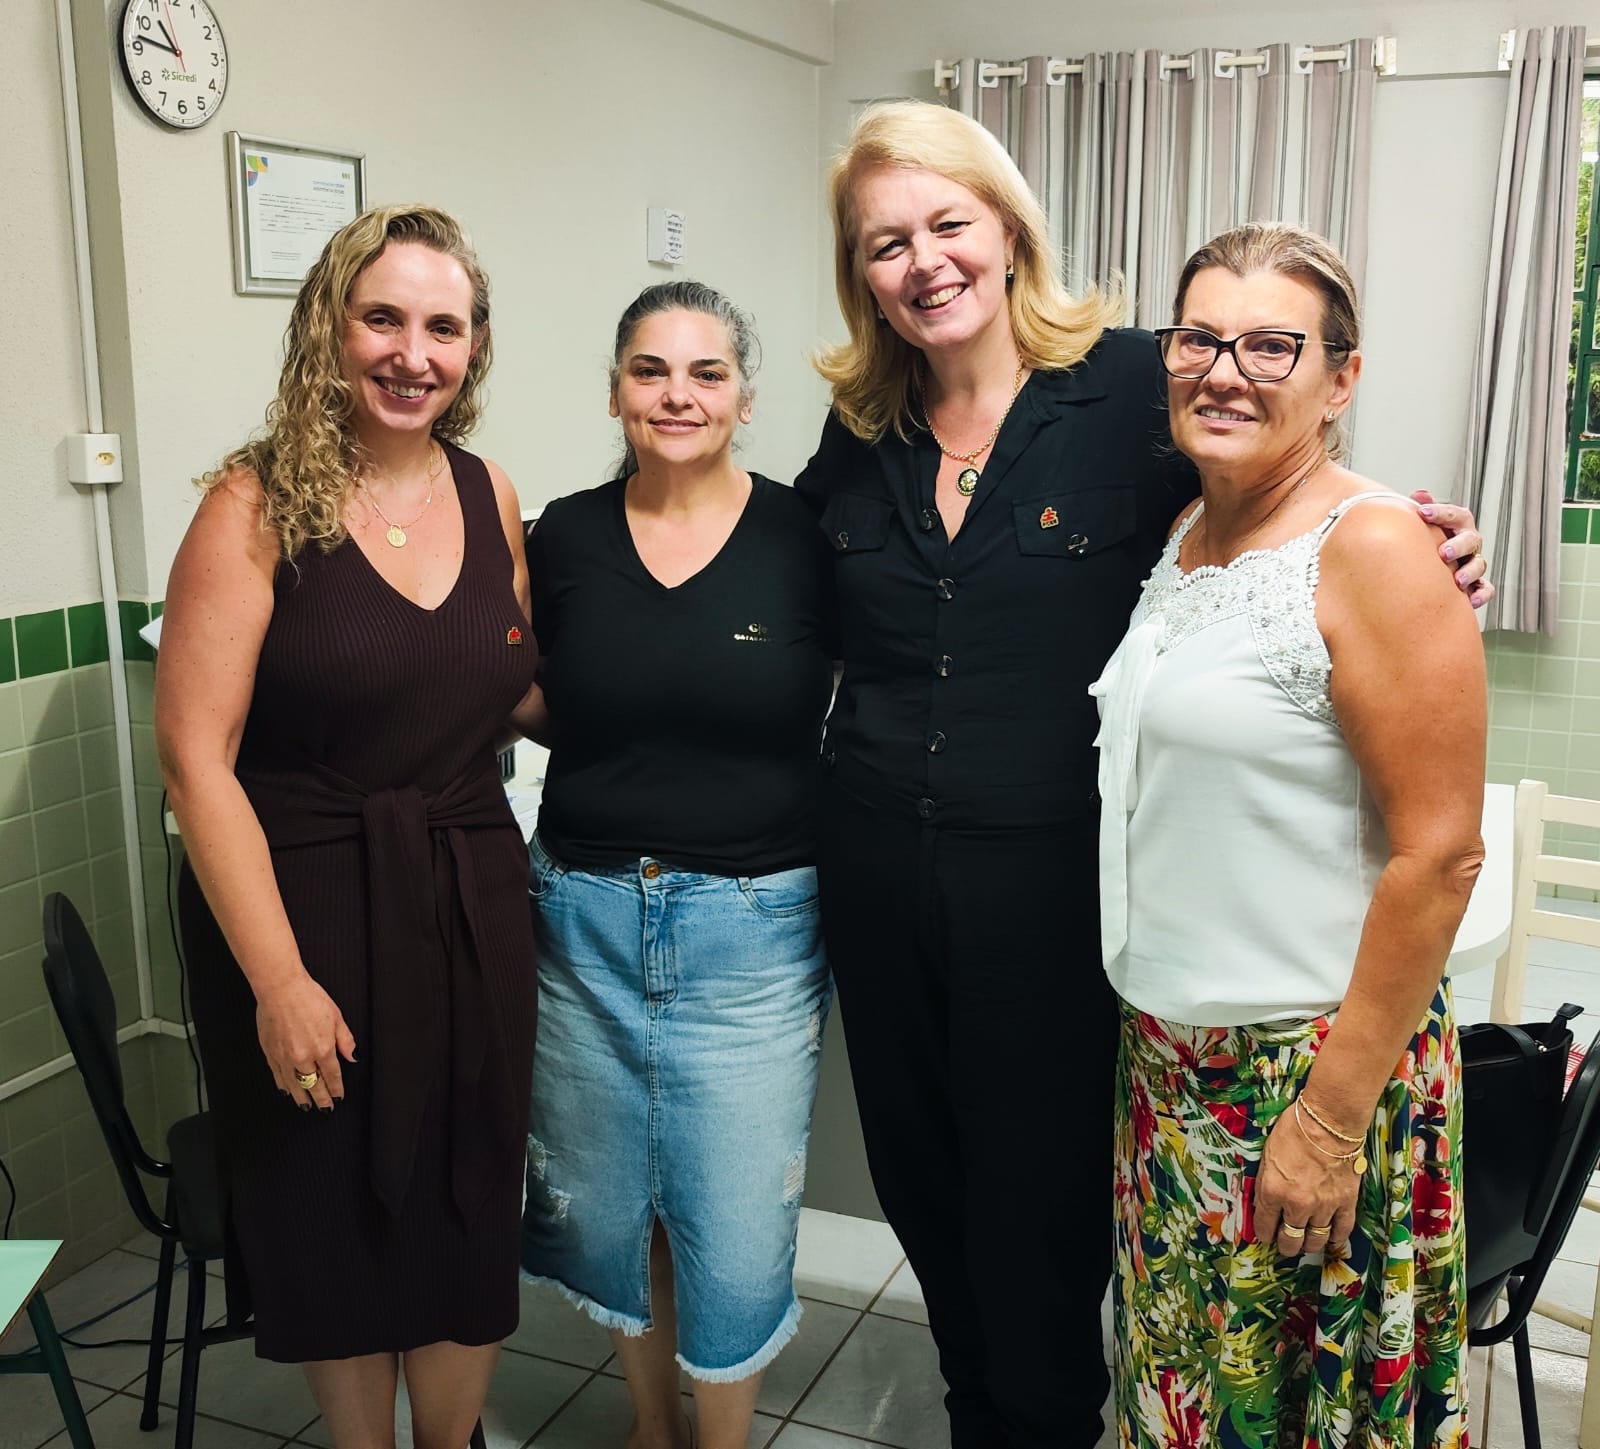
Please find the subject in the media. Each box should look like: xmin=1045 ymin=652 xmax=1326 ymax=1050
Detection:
xmin=385 ymin=526 xmax=408 ymax=548
xmin=956 ymin=467 xmax=980 ymax=496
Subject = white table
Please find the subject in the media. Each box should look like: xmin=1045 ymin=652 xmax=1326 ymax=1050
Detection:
xmin=1447 ymin=781 xmax=1515 ymax=979
xmin=0 ymin=1240 xmax=94 ymax=1446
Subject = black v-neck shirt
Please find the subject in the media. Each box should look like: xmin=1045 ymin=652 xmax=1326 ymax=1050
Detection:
xmin=525 ymin=473 xmax=835 ymax=874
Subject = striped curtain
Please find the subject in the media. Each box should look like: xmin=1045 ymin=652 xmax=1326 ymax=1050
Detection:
xmin=949 ymin=44 xmax=1376 ymax=329
xmin=1460 ymin=26 xmax=1585 ymax=636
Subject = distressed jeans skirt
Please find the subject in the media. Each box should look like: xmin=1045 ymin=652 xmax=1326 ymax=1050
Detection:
xmin=520 ymin=831 xmax=833 ymax=1380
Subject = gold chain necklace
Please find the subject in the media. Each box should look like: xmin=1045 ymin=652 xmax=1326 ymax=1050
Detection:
xmin=358 ymin=444 xmax=444 ymax=548
xmin=921 ymin=359 xmax=1026 ymax=496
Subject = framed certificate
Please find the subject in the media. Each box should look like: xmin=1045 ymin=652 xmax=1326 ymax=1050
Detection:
xmin=227 ymin=132 xmax=366 ymax=296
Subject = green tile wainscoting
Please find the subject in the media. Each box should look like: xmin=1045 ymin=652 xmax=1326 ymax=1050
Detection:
xmin=1484 ymin=515 xmax=1600 ymax=895
xmin=0 ymin=599 xmax=186 ymax=1282
xmin=1563 ymin=502 xmax=1600 ymax=546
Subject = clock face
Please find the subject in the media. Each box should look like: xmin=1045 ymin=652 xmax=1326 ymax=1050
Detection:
xmin=119 ymin=0 xmax=229 ymax=130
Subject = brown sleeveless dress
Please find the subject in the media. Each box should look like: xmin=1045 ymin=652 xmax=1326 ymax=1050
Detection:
xmin=179 ymin=444 xmax=537 ymax=1362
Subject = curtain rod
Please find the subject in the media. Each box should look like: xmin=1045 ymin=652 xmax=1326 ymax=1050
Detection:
xmin=933 ymin=38 xmax=1397 ymax=93
xmin=1498 ymin=29 xmax=1600 ymax=68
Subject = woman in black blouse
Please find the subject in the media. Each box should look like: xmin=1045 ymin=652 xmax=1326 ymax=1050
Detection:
xmin=797 ymin=101 xmax=1489 ymax=1449
xmin=520 ymin=281 xmax=834 ymax=1449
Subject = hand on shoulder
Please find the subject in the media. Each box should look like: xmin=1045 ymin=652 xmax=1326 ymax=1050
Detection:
xmin=1318 ymin=489 xmax=1459 ymax=616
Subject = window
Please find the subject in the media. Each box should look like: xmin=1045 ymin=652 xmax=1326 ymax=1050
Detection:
xmin=1565 ymin=78 xmax=1600 ymax=500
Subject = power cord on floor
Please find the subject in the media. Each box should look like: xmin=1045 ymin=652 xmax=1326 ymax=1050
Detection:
xmin=160 ymin=788 xmax=206 ymax=1117
xmin=0 ymin=1272 xmax=188 ymax=1357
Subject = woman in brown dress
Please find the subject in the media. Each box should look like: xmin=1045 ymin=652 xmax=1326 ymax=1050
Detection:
xmin=156 ymin=205 xmax=538 ymax=1448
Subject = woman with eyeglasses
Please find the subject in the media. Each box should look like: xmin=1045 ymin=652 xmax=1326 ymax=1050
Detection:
xmin=799 ymin=102 xmax=1489 ymax=1449
xmin=1093 ymin=222 xmax=1483 ymax=1448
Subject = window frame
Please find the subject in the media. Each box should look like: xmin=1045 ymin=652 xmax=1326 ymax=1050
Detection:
xmin=1565 ymin=74 xmax=1600 ymax=502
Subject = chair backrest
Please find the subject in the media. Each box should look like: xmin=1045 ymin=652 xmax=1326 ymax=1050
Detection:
xmin=1472 ymin=1019 xmax=1600 ymax=1340
xmin=1490 ymin=779 xmax=1600 ymax=1024
xmin=40 ymin=892 xmax=173 ymax=1236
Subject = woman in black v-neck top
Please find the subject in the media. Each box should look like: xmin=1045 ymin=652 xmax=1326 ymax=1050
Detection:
xmin=518 ymin=282 xmax=834 ymax=1449
xmin=527 ymin=471 xmax=831 ymax=875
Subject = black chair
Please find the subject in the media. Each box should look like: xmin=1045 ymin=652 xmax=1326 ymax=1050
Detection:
xmin=1466 ymin=1020 xmax=1600 ymax=1449
xmin=42 ymin=892 xmax=492 ymax=1449
xmin=41 ymin=891 xmax=251 ymax=1449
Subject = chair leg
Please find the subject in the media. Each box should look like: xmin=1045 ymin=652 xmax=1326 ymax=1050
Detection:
xmin=470 ymin=1419 xmax=486 ymax=1449
xmin=141 ymin=1235 xmax=177 ymax=1431
xmin=174 ymin=1258 xmax=208 ymax=1449
xmin=25 ymin=1293 xmax=96 ymax=1449
xmin=1514 ymin=1320 xmax=1543 ymax=1449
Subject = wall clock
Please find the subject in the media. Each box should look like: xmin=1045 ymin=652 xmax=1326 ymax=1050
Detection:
xmin=118 ymin=0 xmax=229 ymax=129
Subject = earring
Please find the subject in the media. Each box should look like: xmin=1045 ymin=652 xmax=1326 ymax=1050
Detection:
xmin=1325 ymin=410 xmax=1336 ymax=423
xmin=1005 ymin=263 xmax=1015 ymax=283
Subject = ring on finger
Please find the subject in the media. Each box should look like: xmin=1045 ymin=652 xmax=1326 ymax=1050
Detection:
xmin=295 ymin=1069 xmax=319 ymax=1092
xmin=1306 ymin=1223 xmax=1333 ymax=1235
xmin=1279 ymin=1223 xmax=1306 ymax=1239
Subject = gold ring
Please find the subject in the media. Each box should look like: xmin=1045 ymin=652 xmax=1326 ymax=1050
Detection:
xmin=1307 ymin=1223 xmax=1333 ymax=1234
xmin=295 ymin=1070 xmax=319 ymax=1092
xmin=1279 ymin=1223 xmax=1306 ymax=1238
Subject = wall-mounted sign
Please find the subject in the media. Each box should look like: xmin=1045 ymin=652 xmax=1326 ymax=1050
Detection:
xmin=226 ymin=132 xmax=366 ymax=296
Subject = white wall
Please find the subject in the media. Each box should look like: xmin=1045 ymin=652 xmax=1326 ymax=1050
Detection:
xmin=3 ymin=1 xmax=100 ymax=613
xmin=66 ymin=0 xmax=826 ymax=597
xmin=823 ymin=0 xmax=1600 ymax=497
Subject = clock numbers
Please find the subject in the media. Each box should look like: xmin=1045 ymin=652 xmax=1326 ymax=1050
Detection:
xmin=119 ymin=0 xmax=228 ymax=130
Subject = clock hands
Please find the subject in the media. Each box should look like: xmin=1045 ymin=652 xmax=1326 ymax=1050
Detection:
xmin=137 ymin=25 xmax=180 ymax=58
xmin=159 ymin=2 xmax=186 ymax=69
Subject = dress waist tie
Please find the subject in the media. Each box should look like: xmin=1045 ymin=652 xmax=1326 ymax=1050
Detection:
xmin=240 ymin=759 xmax=519 ymax=1220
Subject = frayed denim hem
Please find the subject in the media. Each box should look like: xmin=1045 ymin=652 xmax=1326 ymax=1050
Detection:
xmin=676 ymin=1297 xmax=803 ymax=1383
xmin=519 ymin=1269 xmax=650 ymax=1338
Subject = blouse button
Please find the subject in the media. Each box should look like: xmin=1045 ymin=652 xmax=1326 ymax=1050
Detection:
xmin=836 ymin=530 xmax=850 ymax=549
xmin=927 ymin=731 xmax=947 ymax=754
xmin=1067 ymin=533 xmax=1090 ymax=554
xmin=935 ymin=654 xmax=953 ymax=677
xmin=936 ymin=577 xmax=957 ymax=601
xmin=919 ymin=508 xmax=938 ymax=532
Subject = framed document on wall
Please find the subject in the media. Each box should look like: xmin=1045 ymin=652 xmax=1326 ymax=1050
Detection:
xmin=227 ymin=132 xmax=366 ymax=296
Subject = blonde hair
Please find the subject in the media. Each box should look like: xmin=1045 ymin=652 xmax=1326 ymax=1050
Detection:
xmin=206 ymin=204 xmax=493 ymax=558
xmin=1172 ymin=222 xmax=1360 ymax=459
xmin=815 ymin=101 xmax=1124 ymax=443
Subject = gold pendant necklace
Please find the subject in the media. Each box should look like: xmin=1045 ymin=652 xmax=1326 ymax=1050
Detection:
xmin=358 ymin=445 xmax=443 ymax=548
xmin=922 ymin=359 xmax=1026 ymax=496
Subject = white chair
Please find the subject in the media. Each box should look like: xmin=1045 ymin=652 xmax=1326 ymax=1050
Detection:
xmin=1491 ymin=778 xmax=1600 ymax=1027
xmin=1480 ymin=779 xmax=1600 ymax=1446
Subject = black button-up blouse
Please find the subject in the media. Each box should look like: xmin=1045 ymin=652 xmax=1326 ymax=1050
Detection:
xmin=794 ymin=328 xmax=1199 ymax=833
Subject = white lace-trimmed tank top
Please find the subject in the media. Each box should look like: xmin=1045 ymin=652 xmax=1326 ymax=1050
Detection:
xmin=1089 ymin=489 xmax=1418 ymax=1027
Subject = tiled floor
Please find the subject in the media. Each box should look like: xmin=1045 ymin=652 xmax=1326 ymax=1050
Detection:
xmin=7 ymin=904 xmax=1600 ymax=1449
xmin=3 ymin=1210 xmax=956 ymax=1449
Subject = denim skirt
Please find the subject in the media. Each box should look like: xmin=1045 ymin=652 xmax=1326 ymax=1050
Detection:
xmin=520 ymin=832 xmax=833 ymax=1380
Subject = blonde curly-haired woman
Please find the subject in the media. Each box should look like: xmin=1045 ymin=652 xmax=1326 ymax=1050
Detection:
xmin=157 ymin=205 xmax=539 ymax=1449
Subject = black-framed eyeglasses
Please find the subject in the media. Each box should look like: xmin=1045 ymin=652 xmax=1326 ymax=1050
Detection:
xmin=1153 ymin=326 xmax=1330 ymax=383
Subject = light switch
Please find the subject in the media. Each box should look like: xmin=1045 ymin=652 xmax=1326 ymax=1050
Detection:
xmin=647 ymin=208 xmax=686 ymax=265
xmin=66 ymin=433 xmax=124 ymax=484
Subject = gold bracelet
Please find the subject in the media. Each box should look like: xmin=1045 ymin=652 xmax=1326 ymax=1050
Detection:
xmin=1292 ymin=1103 xmax=1368 ymax=1175
xmin=1297 ymin=1092 xmax=1365 ymax=1146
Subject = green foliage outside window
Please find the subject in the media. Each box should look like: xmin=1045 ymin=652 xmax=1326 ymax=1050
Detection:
xmin=1565 ymin=83 xmax=1600 ymax=500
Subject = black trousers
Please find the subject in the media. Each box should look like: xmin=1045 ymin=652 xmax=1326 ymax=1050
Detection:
xmin=816 ymin=780 xmax=1116 ymax=1449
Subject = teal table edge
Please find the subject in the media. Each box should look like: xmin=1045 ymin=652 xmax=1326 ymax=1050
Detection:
xmin=0 ymin=1240 xmax=96 ymax=1448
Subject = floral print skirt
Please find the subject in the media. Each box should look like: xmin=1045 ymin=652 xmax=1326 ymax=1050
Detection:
xmin=1112 ymin=985 xmax=1468 ymax=1449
